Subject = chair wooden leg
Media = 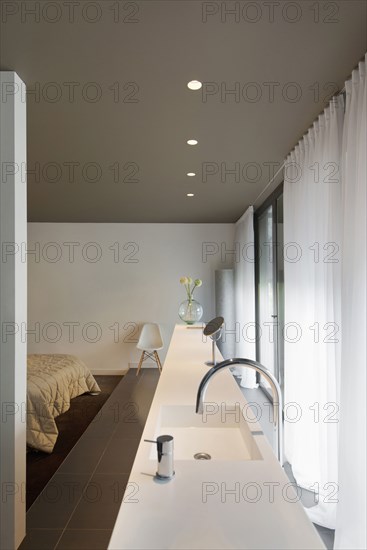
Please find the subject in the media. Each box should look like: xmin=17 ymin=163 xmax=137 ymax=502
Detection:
xmin=136 ymin=351 xmax=145 ymax=376
xmin=154 ymin=351 xmax=162 ymax=373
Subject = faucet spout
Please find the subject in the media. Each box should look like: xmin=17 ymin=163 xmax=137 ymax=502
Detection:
xmin=196 ymin=358 xmax=283 ymax=465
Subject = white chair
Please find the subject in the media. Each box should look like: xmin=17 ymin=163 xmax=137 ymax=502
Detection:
xmin=136 ymin=323 xmax=163 ymax=376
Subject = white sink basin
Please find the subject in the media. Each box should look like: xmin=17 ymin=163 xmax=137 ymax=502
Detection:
xmin=152 ymin=404 xmax=263 ymax=461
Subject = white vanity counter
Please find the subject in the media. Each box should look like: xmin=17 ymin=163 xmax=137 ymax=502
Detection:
xmin=109 ymin=325 xmax=325 ymax=550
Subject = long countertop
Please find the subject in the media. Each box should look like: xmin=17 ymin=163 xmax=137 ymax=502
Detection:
xmin=108 ymin=325 xmax=325 ymax=550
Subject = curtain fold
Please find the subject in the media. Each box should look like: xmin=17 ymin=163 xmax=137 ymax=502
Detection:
xmin=283 ymin=95 xmax=344 ymax=528
xmin=234 ymin=206 xmax=257 ymax=388
xmin=334 ymin=55 xmax=367 ymax=550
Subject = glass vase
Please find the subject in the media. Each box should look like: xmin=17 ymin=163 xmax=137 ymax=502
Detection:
xmin=178 ymin=299 xmax=203 ymax=325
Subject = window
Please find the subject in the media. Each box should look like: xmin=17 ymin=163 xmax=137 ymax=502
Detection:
xmin=254 ymin=184 xmax=284 ymax=397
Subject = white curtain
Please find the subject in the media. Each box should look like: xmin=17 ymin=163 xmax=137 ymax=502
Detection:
xmin=283 ymin=95 xmax=344 ymax=528
xmin=234 ymin=206 xmax=257 ymax=388
xmin=334 ymin=55 xmax=367 ymax=550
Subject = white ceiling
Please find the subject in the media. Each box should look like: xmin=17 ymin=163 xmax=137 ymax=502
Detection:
xmin=1 ymin=0 xmax=366 ymax=222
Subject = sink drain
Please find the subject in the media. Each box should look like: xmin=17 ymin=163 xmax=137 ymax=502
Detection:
xmin=194 ymin=452 xmax=212 ymax=460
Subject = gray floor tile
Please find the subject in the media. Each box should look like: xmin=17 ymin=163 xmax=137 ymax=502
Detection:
xmin=55 ymin=529 xmax=112 ymax=550
xmin=113 ymin=416 xmax=145 ymax=438
xmin=58 ymin=436 xmax=111 ymax=475
xmin=27 ymin=474 xmax=90 ymax=529
xmin=112 ymin=372 xmax=159 ymax=437
xmin=111 ymin=398 xmax=145 ymax=429
xmin=19 ymin=529 xmax=63 ymax=550
xmin=112 ymin=370 xmax=147 ymax=396
xmin=96 ymin=437 xmax=140 ymax=474
xmin=81 ymin=406 xmax=121 ymax=439
xmin=283 ymin=462 xmax=318 ymax=508
xmin=85 ymin=371 xmax=156 ymax=431
xmin=315 ymin=524 xmax=335 ymax=550
xmin=67 ymin=473 xmax=129 ymax=530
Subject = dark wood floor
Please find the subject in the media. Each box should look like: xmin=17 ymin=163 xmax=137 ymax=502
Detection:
xmin=27 ymin=375 xmax=123 ymax=509
xmin=20 ymin=369 xmax=160 ymax=550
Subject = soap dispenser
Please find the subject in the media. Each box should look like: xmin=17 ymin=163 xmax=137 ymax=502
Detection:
xmin=144 ymin=435 xmax=175 ymax=480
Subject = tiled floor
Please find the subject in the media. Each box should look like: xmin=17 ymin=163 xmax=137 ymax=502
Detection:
xmin=20 ymin=368 xmax=160 ymax=550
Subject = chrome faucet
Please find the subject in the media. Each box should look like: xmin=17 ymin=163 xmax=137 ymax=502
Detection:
xmin=196 ymin=358 xmax=283 ymax=465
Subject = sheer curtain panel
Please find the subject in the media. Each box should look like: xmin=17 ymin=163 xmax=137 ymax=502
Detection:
xmin=334 ymin=55 xmax=367 ymax=550
xmin=283 ymin=95 xmax=344 ymax=528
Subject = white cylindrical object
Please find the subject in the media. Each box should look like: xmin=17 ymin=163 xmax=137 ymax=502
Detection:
xmin=215 ymin=269 xmax=235 ymax=359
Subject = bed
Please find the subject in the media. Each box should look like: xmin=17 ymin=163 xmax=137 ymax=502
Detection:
xmin=27 ymin=354 xmax=101 ymax=453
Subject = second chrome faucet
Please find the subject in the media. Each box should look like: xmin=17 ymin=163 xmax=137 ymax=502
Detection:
xmin=196 ymin=358 xmax=283 ymax=466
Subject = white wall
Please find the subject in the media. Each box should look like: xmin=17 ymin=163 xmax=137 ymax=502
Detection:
xmin=0 ymin=72 xmax=27 ymax=549
xmin=27 ymin=223 xmax=235 ymax=372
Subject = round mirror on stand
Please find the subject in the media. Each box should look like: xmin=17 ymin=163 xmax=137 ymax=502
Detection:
xmin=203 ymin=316 xmax=224 ymax=366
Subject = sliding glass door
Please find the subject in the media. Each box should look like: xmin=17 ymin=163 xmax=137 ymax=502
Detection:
xmin=257 ymin=205 xmax=276 ymax=377
xmin=275 ymin=193 xmax=284 ymax=394
xmin=255 ymin=185 xmax=284 ymax=396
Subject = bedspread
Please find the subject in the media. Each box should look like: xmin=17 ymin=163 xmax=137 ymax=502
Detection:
xmin=27 ymin=354 xmax=100 ymax=453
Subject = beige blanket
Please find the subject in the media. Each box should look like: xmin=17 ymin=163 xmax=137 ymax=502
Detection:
xmin=27 ymin=354 xmax=100 ymax=453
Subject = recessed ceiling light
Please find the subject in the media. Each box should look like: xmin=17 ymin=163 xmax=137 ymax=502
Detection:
xmin=187 ymin=193 xmax=195 ymax=197
xmin=187 ymin=80 xmax=202 ymax=91
xmin=187 ymin=172 xmax=196 ymax=177
xmin=187 ymin=139 xmax=198 ymax=145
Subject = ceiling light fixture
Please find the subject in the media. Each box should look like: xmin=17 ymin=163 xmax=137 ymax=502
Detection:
xmin=187 ymin=193 xmax=195 ymax=197
xmin=187 ymin=139 xmax=198 ymax=145
xmin=187 ymin=80 xmax=202 ymax=91
xmin=187 ymin=172 xmax=196 ymax=177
